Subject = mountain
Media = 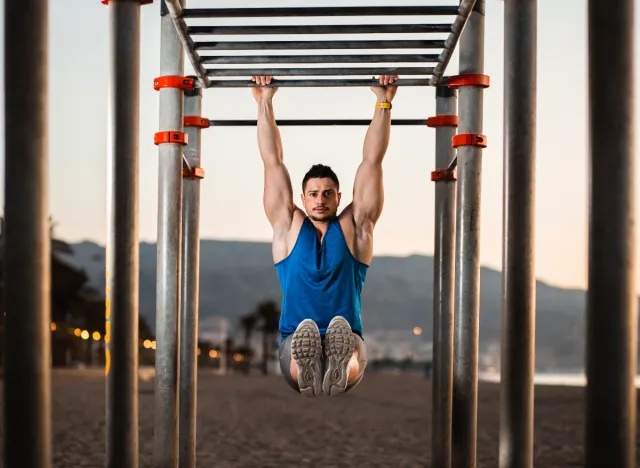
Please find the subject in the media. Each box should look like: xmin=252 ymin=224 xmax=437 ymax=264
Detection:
xmin=65 ymin=239 xmax=639 ymax=372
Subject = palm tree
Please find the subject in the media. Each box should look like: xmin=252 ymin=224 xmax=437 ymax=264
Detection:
xmin=240 ymin=312 xmax=259 ymax=348
xmin=256 ymin=300 xmax=281 ymax=375
xmin=238 ymin=312 xmax=259 ymax=373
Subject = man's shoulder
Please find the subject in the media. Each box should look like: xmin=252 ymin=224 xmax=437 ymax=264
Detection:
xmin=274 ymin=209 xmax=306 ymax=243
xmin=272 ymin=209 xmax=307 ymax=264
xmin=338 ymin=204 xmax=374 ymax=233
xmin=337 ymin=208 xmax=354 ymax=232
xmin=273 ymin=207 xmax=305 ymax=234
xmin=292 ymin=208 xmax=307 ymax=229
xmin=337 ymin=203 xmax=354 ymax=223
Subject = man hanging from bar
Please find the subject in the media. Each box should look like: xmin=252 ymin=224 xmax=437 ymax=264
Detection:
xmin=251 ymin=74 xmax=398 ymax=397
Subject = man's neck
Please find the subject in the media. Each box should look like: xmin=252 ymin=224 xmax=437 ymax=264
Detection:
xmin=308 ymin=216 xmax=335 ymax=236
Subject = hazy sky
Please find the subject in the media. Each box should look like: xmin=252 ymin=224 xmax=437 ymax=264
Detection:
xmin=0 ymin=0 xmax=639 ymax=294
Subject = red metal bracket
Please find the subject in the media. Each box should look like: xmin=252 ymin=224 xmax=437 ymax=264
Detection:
xmin=102 ymin=0 xmax=153 ymax=4
xmin=431 ymin=170 xmax=456 ymax=182
xmin=154 ymin=131 xmax=188 ymax=146
xmin=427 ymin=115 xmax=458 ymax=128
xmin=153 ymin=76 xmax=194 ymax=91
xmin=452 ymin=133 xmax=487 ymax=148
xmin=448 ymin=74 xmax=490 ymax=89
xmin=183 ymin=167 xmax=205 ymax=179
xmin=184 ymin=116 xmax=210 ymax=128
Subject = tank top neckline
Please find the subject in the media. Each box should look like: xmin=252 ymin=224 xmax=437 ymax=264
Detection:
xmin=274 ymin=215 xmax=370 ymax=269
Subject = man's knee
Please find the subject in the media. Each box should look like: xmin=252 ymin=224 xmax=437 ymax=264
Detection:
xmin=278 ymin=335 xmax=301 ymax=393
xmin=345 ymin=333 xmax=368 ymax=393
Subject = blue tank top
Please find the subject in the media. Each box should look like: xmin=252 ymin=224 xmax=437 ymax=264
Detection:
xmin=275 ymin=216 xmax=369 ymax=340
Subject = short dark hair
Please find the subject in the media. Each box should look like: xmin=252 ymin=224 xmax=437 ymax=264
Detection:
xmin=302 ymin=164 xmax=339 ymax=192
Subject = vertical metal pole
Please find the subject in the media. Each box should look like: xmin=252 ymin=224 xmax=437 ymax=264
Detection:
xmin=585 ymin=1 xmax=637 ymax=467
xmin=499 ymin=1 xmax=537 ymax=467
xmin=431 ymin=86 xmax=457 ymax=468
xmin=106 ymin=1 xmax=141 ymax=468
xmin=3 ymin=0 xmax=51 ymax=467
xmin=452 ymin=1 xmax=485 ymax=467
xmin=155 ymin=0 xmax=185 ymax=466
xmin=179 ymin=82 xmax=203 ymax=468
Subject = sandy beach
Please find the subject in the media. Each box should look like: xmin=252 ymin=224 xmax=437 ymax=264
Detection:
xmin=1 ymin=370 xmax=639 ymax=467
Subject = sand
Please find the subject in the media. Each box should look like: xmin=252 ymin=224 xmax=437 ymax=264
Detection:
xmin=1 ymin=369 xmax=639 ymax=467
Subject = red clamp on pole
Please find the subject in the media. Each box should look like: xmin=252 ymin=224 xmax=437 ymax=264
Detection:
xmin=153 ymin=76 xmax=194 ymax=91
xmin=427 ymin=115 xmax=458 ymax=128
xmin=448 ymin=74 xmax=490 ymax=89
xmin=102 ymin=0 xmax=153 ymax=4
xmin=184 ymin=117 xmax=210 ymax=128
xmin=431 ymin=170 xmax=456 ymax=182
xmin=154 ymin=131 xmax=188 ymax=146
xmin=183 ymin=167 xmax=206 ymax=179
xmin=452 ymin=133 xmax=487 ymax=148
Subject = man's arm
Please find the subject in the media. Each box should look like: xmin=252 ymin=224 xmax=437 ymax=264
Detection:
xmin=351 ymin=75 xmax=399 ymax=227
xmin=253 ymin=76 xmax=296 ymax=232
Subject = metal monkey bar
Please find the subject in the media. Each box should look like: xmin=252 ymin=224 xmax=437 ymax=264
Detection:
xmin=161 ymin=0 xmax=478 ymax=89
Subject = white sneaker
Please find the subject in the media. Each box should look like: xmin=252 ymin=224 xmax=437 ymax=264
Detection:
xmin=290 ymin=319 xmax=323 ymax=397
xmin=322 ymin=316 xmax=355 ymax=396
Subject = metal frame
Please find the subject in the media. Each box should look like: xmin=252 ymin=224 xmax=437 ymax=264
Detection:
xmin=195 ymin=39 xmax=446 ymax=50
xmin=585 ymin=1 xmax=637 ymax=467
xmin=158 ymin=2 xmax=480 ymax=466
xmin=208 ymin=78 xmax=434 ymax=88
xmin=3 ymin=1 xmax=52 ymax=467
xmin=205 ymin=67 xmax=436 ymax=77
xmin=3 ymin=1 xmax=636 ymax=468
xmin=208 ymin=119 xmax=429 ymax=126
xmin=188 ymin=23 xmax=453 ymax=35
xmin=431 ymin=85 xmax=457 ymax=468
xmin=182 ymin=5 xmax=461 ymax=17
xmin=202 ymin=54 xmax=440 ymax=65
xmin=105 ymin=2 xmax=141 ymax=468
xmin=500 ymin=0 xmax=537 ymax=466
xmin=179 ymin=79 xmax=203 ymax=468
xmin=451 ymin=2 xmax=485 ymax=466
xmin=161 ymin=0 xmax=478 ymax=88
xmin=154 ymin=1 xmax=186 ymax=466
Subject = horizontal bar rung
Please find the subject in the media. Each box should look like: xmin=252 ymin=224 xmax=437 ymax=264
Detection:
xmin=200 ymin=54 xmax=440 ymax=65
xmin=182 ymin=6 xmax=461 ymax=18
xmin=187 ymin=24 xmax=453 ymax=35
xmin=209 ymin=119 xmax=429 ymax=126
xmin=205 ymin=67 xmax=433 ymax=77
xmin=194 ymin=40 xmax=445 ymax=51
xmin=207 ymin=78 xmax=432 ymax=88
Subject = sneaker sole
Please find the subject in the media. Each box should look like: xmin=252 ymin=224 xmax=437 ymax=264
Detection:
xmin=291 ymin=320 xmax=323 ymax=397
xmin=322 ymin=317 xmax=355 ymax=396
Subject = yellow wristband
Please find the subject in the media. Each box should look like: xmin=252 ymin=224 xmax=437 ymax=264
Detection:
xmin=376 ymin=101 xmax=392 ymax=110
